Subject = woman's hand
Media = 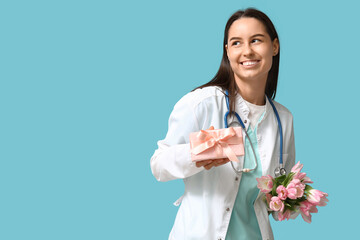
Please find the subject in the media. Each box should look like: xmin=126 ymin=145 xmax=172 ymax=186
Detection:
xmin=194 ymin=126 xmax=230 ymax=170
xmin=196 ymin=158 xmax=230 ymax=170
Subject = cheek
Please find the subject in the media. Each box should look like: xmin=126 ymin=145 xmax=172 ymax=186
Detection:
xmin=266 ymin=56 xmax=273 ymax=69
xmin=262 ymin=49 xmax=274 ymax=69
xmin=228 ymin=55 xmax=238 ymax=70
xmin=228 ymin=51 xmax=241 ymax=67
xmin=228 ymin=53 xmax=236 ymax=62
xmin=228 ymin=48 xmax=241 ymax=60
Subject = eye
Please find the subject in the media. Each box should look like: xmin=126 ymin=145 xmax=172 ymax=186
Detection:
xmin=231 ymin=41 xmax=241 ymax=46
xmin=251 ymin=39 xmax=262 ymax=43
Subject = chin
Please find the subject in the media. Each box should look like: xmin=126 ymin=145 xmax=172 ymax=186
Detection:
xmin=237 ymin=73 xmax=261 ymax=80
xmin=234 ymin=71 xmax=270 ymax=84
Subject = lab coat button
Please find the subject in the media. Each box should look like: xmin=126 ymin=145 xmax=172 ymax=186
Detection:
xmin=244 ymin=120 xmax=247 ymax=123
xmin=226 ymin=207 xmax=230 ymax=212
xmin=218 ymin=238 xmax=223 ymax=240
xmin=235 ymin=177 xmax=239 ymax=181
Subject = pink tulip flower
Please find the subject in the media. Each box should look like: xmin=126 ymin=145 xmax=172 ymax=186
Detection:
xmin=291 ymin=161 xmax=303 ymax=173
xmin=286 ymin=179 xmax=305 ymax=199
xmin=276 ymin=185 xmax=288 ymax=200
xmin=300 ymin=200 xmax=318 ymax=223
xmin=269 ymin=196 xmax=284 ymax=212
xmin=293 ymin=171 xmax=313 ymax=184
xmin=302 ymin=176 xmax=313 ymax=184
xmin=308 ymin=189 xmax=329 ymax=206
xmin=256 ymin=161 xmax=329 ymax=224
xmin=293 ymin=172 xmax=306 ymax=180
xmin=256 ymin=175 xmax=273 ymax=193
xmin=265 ymin=193 xmax=272 ymax=211
xmin=317 ymin=195 xmax=329 ymax=207
xmin=266 ymin=193 xmax=272 ymax=205
xmin=278 ymin=209 xmax=291 ymax=221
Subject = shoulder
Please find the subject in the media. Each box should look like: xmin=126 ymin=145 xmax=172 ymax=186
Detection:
xmin=272 ymin=100 xmax=294 ymax=122
xmin=175 ymin=86 xmax=225 ymax=109
xmin=168 ymin=86 xmax=225 ymax=131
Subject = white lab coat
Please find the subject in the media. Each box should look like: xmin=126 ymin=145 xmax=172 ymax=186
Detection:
xmin=150 ymin=86 xmax=295 ymax=240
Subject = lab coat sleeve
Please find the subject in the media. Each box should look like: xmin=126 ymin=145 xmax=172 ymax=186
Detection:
xmin=150 ymin=94 xmax=205 ymax=182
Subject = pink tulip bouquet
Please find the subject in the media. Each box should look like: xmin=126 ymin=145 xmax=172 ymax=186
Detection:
xmin=256 ymin=162 xmax=328 ymax=223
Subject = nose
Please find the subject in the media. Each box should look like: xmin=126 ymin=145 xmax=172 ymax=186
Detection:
xmin=242 ymin=43 xmax=254 ymax=56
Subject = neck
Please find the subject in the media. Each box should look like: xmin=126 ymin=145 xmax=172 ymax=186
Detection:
xmin=234 ymin=75 xmax=267 ymax=106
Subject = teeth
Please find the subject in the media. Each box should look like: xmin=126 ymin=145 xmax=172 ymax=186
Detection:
xmin=242 ymin=61 xmax=258 ymax=66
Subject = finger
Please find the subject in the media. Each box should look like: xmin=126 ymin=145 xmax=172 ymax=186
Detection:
xmin=216 ymin=158 xmax=227 ymax=164
xmin=197 ymin=158 xmax=229 ymax=169
xmin=211 ymin=160 xmax=221 ymax=166
xmin=207 ymin=126 xmax=214 ymax=130
xmin=196 ymin=160 xmax=212 ymax=168
xmin=218 ymin=159 xmax=230 ymax=165
xmin=204 ymin=162 xmax=215 ymax=170
xmin=199 ymin=160 xmax=212 ymax=167
xmin=196 ymin=161 xmax=204 ymax=168
xmin=205 ymin=160 xmax=221 ymax=169
xmin=211 ymin=158 xmax=230 ymax=167
xmin=214 ymin=158 xmax=228 ymax=165
xmin=202 ymin=159 xmax=224 ymax=170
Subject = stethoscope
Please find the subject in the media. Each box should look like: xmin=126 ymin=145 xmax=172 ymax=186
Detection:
xmin=224 ymin=90 xmax=286 ymax=177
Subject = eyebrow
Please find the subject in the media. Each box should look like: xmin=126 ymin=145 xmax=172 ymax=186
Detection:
xmin=229 ymin=34 xmax=266 ymax=42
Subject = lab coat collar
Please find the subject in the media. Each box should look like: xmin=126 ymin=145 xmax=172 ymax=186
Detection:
xmin=263 ymin=95 xmax=273 ymax=123
xmin=235 ymin=92 xmax=272 ymax=128
xmin=235 ymin=93 xmax=250 ymax=118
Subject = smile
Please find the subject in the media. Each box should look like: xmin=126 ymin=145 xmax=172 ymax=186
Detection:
xmin=240 ymin=60 xmax=260 ymax=66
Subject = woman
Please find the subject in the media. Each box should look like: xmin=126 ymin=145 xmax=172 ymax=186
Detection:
xmin=150 ymin=8 xmax=295 ymax=240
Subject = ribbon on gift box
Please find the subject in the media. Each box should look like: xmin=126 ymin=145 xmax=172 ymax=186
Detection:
xmin=190 ymin=127 xmax=243 ymax=162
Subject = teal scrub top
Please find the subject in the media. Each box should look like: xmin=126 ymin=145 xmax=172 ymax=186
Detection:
xmin=226 ymin=116 xmax=264 ymax=240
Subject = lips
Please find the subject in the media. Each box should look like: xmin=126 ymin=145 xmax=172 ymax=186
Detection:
xmin=240 ymin=60 xmax=260 ymax=66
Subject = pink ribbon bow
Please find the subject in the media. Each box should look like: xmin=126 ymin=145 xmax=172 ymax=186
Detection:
xmin=190 ymin=127 xmax=242 ymax=162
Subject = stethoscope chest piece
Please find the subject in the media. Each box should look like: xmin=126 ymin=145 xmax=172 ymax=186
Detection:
xmin=274 ymin=167 xmax=286 ymax=177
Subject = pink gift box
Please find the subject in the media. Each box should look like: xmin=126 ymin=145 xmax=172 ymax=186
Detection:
xmin=189 ymin=127 xmax=244 ymax=162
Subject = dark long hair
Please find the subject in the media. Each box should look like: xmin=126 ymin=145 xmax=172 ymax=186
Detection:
xmin=194 ymin=8 xmax=280 ymax=114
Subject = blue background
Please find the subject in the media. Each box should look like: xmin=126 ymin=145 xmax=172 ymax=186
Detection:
xmin=1 ymin=0 xmax=358 ymax=239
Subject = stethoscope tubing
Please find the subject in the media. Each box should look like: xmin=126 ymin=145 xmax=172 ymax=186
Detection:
xmin=224 ymin=90 xmax=285 ymax=175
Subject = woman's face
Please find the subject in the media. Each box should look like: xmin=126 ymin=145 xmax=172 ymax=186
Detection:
xmin=226 ymin=17 xmax=279 ymax=84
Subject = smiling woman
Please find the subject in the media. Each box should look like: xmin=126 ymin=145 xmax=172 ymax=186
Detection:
xmin=226 ymin=17 xmax=279 ymax=105
xmin=150 ymin=8 xmax=295 ymax=240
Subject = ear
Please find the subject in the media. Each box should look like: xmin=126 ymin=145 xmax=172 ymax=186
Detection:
xmin=272 ymin=38 xmax=279 ymax=56
xmin=225 ymin=44 xmax=229 ymax=58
